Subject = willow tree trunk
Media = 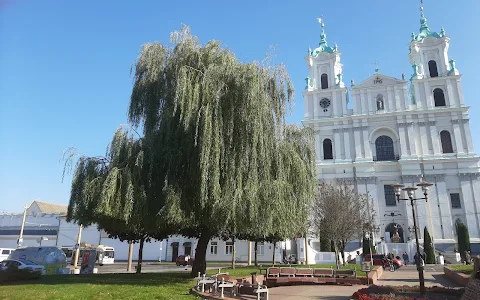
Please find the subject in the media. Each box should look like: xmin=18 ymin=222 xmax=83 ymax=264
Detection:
xmin=254 ymin=241 xmax=258 ymax=266
xmin=136 ymin=238 xmax=145 ymax=274
xmin=127 ymin=242 xmax=133 ymax=272
xmin=231 ymin=237 xmax=236 ymax=269
xmin=272 ymin=242 xmax=276 ymax=266
xmin=192 ymin=232 xmax=211 ymax=277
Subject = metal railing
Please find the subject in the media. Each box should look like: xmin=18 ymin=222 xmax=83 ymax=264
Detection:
xmin=373 ymin=155 xmax=400 ymax=162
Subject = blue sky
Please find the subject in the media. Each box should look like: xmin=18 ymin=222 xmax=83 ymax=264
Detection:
xmin=0 ymin=0 xmax=478 ymax=213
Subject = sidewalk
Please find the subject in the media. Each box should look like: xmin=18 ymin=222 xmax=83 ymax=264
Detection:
xmin=269 ymin=285 xmax=367 ymax=300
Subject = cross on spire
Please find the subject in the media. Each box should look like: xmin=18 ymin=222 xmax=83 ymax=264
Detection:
xmin=374 ymin=60 xmax=379 ymax=73
xmin=420 ymin=0 xmax=424 ymax=17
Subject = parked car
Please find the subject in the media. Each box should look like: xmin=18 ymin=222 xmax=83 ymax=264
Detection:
xmin=0 ymin=259 xmax=46 ymax=275
xmin=175 ymin=255 xmax=194 ymax=266
xmin=364 ymin=254 xmax=403 ymax=268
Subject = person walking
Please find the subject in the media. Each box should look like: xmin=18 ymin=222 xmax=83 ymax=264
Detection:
xmin=402 ymin=252 xmax=409 ymax=265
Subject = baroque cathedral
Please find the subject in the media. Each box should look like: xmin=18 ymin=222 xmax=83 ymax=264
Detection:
xmin=302 ymin=4 xmax=480 ymax=258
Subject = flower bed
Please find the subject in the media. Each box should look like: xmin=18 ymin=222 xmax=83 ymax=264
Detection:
xmin=352 ymin=285 xmax=464 ymax=300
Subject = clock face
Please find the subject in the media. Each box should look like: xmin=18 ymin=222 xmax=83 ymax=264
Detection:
xmin=320 ymin=98 xmax=331 ymax=108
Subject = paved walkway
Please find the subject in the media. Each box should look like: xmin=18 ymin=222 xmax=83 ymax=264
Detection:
xmin=269 ymin=265 xmax=460 ymax=299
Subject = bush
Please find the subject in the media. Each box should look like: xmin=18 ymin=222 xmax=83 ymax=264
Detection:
xmin=456 ymin=222 xmax=471 ymax=259
xmin=0 ymin=265 xmax=42 ymax=283
xmin=423 ymin=227 xmax=435 ymax=264
xmin=352 ymin=285 xmax=464 ymax=300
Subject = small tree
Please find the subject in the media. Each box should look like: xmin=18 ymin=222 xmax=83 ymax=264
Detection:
xmin=311 ymin=180 xmax=374 ymax=267
xmin=423 ymin=227 xmax=435 ymax=264
xmin=457 ymin=222 xmax=471 ymax=260
xmin=362 ymin=236 xmax=372 ymax=257
xmin=320 ymin=236 xmax=331 ymax=252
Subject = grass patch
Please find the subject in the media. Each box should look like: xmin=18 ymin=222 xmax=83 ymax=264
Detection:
xmin=449 ymin=264 xmax=474 ymax=275
xmin=0 ymin=273 xmax=199 ymax=300
xmin=207 ymin=264 xmax=362 ymax=277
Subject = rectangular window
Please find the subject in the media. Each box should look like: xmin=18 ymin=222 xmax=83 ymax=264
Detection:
xmin=1 ymin=250 xmax=9 ymax=255
xmin=450 ymin=193 xmax=461 ymax=209
xmin=210 ymin=242 xmax=217 ymax=255
xmin=258 ymin=242 xmax=264 ymax=255
xmin=225 ymin=242 xmax=233 ymax=255
xmin=384 ymin=185 xmax=397 ymax=206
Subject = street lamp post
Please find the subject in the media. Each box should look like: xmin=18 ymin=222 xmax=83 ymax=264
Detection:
xmin=392 ymin=179 xmax=433 ymax=296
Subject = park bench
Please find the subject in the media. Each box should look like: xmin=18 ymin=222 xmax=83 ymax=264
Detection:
xmin=295 ymin=268 xmax=313 ymax=277
xmin=334 ymin=268 xmax=357 ymax=279
xmin=236 ymin=281 xmax=269 ymax=300
xmin=279 ymin=267 xmax=295 ymax=277
xmin=266 ymin=267 xmax=280 ymax=278
xmin=313 ymin=267 xmax=334 ymax=278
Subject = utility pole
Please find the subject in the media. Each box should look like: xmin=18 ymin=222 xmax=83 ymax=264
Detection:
xmin=247 ymin=241 xmax=252 ymax=265
xmin=17 ymin=202 xmax=29 ymax=248
xmin=73 ymin=224 xmax=83 ymax=269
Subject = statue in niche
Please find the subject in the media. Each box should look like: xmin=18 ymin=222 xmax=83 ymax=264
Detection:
xmin=391 ymin=230 xmax=401 ymax=243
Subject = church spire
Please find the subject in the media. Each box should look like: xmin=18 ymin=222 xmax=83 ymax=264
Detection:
xmin=419 ymin=0 xmax=429 ymax=33
xmin=310 ymin=17 xmax=337 ymax=56
xmin=411 ymin=0 xmax=445 ymax=42
xmin=318 ymin=17 xmax=328 ymax=47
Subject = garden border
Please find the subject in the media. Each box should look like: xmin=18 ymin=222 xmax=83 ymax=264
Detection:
xmin=443 ymin=266 xmax=470 ymax=287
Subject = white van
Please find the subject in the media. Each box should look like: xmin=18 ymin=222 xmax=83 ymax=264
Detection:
xmin=0 ymin=248 xmax=15 ymax=261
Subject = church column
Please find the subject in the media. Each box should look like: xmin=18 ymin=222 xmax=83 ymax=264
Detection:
xmin=360 ymin=90 xmax=367 ymax=115
xmin=333 ymin=129 xmax=342 ymax=161
xmin=354 ymin=127 xmax=362 ymax=160
xmin=456 ymin=78 xmax=465 ymax=106
xmin=343 ymin=128 xmax=351 ymax=160
xmin=462 ymin=120 xmax=474 ymax=154
xmin=398 ymin=123 xmax=408 ymax=158
xmin=423 ymin=82 xmax=433 ymax=108
xmin=446 ymin=80 xmax=455 ymax=107
xmin=362 ymin=125 xmax=371 ymax=159
xmin=387 ymin=87 xmax=394 ymax=112
xmin=429 ymin=175 xmax=454 ymax=240
xmin=428 ymin=119 xmax=441 ymax=155
xmin=406 ymin=122 xmax=417 ymax=157
xmin=332 ymin=91 xmax=338 ymax=117
xmin=315 ymin=132 xmax=321 ymax=160
xmin=418 ymin=121 xmax=430 ymax=156
xmin=367 ymin=90 xmax=374 ymax=114
xmin=452 ymin=119 xmax=465 ymax=155
xmin=312 ymin=95 xmax=317 ymax=119
xmin=425 ymin=175 xmax=446 ymax=240
xmin=460 ymin=174 xmax=480 ymax=238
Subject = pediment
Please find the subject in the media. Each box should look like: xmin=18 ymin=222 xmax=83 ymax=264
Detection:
xmin=351 ymin=73 xmax=406 ymax=90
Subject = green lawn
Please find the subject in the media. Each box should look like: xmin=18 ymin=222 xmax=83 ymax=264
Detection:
xmin=0 ymin=264 xmax=364 ymax=299
xmin=0 ymin=273 xmax=199 ymax=300
xmin=449 ymin=264 xmax=474 ymax=275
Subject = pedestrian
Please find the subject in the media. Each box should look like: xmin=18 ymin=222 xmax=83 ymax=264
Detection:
xmin=402 ymin=252 xmax=409 ymax=265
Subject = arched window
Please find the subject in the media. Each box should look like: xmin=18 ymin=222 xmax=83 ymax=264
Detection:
xmin=433 ymin=88 xmax=446 ymax=107
xmin=440 ymin=130 xmax=454 ymax=153
xmin=323 ymin=139 xmax=333 ymax=160
xmin=321 ymin=73 xmax=328 ymax=89
xmin=375 ymin=135 xmax=395 ymax=161
xmin=428 ymin=60 xmax=439 ymax=77
xmin=376 ymin=94 xmax=384 ymax=111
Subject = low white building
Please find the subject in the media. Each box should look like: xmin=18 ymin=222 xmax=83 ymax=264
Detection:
xmin=0 ymin=201 xmax=286 ymax=263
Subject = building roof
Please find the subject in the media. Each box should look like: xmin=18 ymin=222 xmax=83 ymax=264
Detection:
xmin=30 ymin=201 xmax=68 ymax=215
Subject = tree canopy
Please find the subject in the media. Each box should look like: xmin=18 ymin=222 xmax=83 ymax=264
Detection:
xmin=65 ymin=25 xmax=315 ymax=276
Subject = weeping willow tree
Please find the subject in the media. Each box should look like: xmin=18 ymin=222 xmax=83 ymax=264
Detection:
xmin=63 ymin=127 xmax=171 ymax=273
xmin=128 ymin=25 xmax=315 ymax=276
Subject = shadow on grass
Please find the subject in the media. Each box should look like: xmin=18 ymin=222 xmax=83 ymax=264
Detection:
xmin=0 ymin=272 xmax=195 ymax=287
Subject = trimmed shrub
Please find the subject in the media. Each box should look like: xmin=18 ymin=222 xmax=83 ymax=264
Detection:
xmin=456 ymin=222 xmax=471 ymax=259
xmin=423 ymin=227 xmax=435 ymax=264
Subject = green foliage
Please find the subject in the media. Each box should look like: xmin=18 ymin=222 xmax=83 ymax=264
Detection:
xmin=362 ymin=236 xmax=372 ymax=257
xmin=65 ymin=25 xmax=315 ymax=276
xmin=456 ymin=222 xmax=471 ymax=256
xmin=320 ymin=236 xmax=331 ymax=252
xmin=128 ymin=25 xmax=315 ymax=275
xmin=423 ymin=227 xmax=435 ymax=264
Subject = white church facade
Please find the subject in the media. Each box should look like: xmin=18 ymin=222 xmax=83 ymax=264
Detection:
xmin=302 ymin=10 xmax=480 ymax=257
